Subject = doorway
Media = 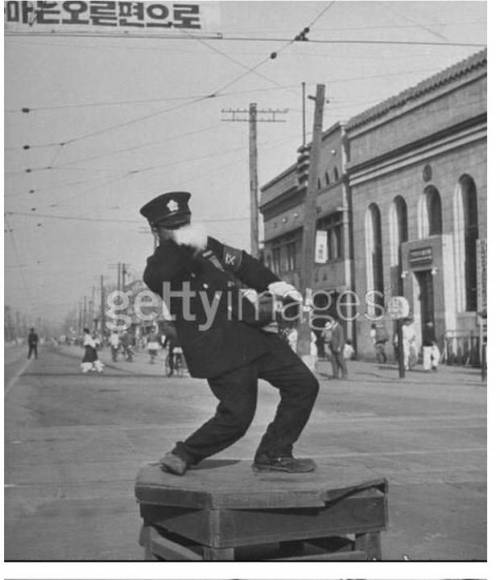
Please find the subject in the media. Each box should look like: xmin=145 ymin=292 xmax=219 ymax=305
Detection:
xmin=415 ymin=270 xmax=435 ymax=329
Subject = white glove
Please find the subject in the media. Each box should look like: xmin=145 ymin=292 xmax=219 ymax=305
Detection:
xmin=172 ymin=223 xmax=207 ymax=251
xmin=268 ymin=281 xmax=303 ymax=302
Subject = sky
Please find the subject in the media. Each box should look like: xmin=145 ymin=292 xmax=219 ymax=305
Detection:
xmin=3 ymin=1 xmax=487 ymax=330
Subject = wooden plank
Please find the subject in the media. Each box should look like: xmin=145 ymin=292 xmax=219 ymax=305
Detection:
xmin=273 ymin=550 xmax=367 ymax=561
xmin=140 ymin=504 xmax=212 ymax=547
xmin=212 ymin=490 xmax=386 ymax=548
xmin=135 ymin=460 xmax=387 ymax=510
xmin=202 ymin=546 xmax=235 ymax=561
xmin=139 ymin=526 xmax=157 ymax=561
xmin=355 ymin=531 xmax=382 ymax=560
xmin=149 ymin=529 xmax=203 ymax=561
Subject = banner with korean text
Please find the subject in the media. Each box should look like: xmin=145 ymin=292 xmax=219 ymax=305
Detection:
xmin=4 ymin=2 xmax=220 ymax=36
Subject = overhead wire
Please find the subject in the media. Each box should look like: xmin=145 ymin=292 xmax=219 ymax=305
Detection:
xmin=5 ymin=211 xmax=250 ymax=224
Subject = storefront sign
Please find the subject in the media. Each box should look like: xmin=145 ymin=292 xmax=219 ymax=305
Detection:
xmin=476 ymin=239 xmax=487 ymax=313
xmin=387 ymin=296 xmax=410 ymax=320
xmin=315 ymin=230 xmax=328 ymax=264
xmin=4 ymin=2 xmax=219 ymax=35
xmin=409 ymin=246 xmax=433 ymax=268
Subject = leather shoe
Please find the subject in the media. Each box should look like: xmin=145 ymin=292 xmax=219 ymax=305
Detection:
xmin=252 ymin=454 xmax=316 ymax=473
xmin=159 ymin=452 xmax=188 ymax=476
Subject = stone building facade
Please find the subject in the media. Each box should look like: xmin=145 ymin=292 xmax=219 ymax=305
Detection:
xmin=260 ymin=49 xmax=486 ymax=361
xmin=347 ymin=49 xmax=486 ymax=359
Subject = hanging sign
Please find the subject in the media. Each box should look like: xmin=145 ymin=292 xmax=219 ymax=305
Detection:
xmin=387 ymin=296 xmax=410 ymax=320
xmin=4 ymin=2 xmax=220 ymax=35
xmin=315 ymin=230 xmax=328 ymax=264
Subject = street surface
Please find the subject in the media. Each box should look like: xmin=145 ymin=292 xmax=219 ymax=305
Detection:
xmin=4 ymin=343 xmax=486 ymax=561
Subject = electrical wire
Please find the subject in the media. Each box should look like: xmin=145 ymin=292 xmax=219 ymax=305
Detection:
xmin=5 ymin=211 xmax=250 ymax=224
xmin=5 ymin=31 xmax=485 ymax=48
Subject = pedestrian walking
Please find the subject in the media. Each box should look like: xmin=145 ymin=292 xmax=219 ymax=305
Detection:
xmin=81 ymin=328 xmax=104 ymax=373
xmin=146 ymin=330 xmax=161 ymax=364
xmin=109 ymin=329 xmax=120 ymax=362
xmin=422 ymin=320 xmax=439 ymax=372
xmin=140 ymin=191 xmax=319 ymax=475
xmin=162 ymin=325 xmax=184 ymax=377
xmin=27 ymin=327 xmax=39 ymax=359
xmin=322 ymin=319 xmax=348 ymax=379
xmin=370 ymin=322 xmax=388 ymax=363
xmin=344 ymin=339 xmax=355 ymax=360
xmin=120 ymin=330 xmax=134 ymax=362
xmin=402 ymin=317 xmax=418 ymax=370
xmin=286 ymin=327 xmax=318 ymax=372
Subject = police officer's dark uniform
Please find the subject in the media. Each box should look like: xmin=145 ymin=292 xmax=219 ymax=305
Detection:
xmin=140 ymin=191 xmax=319 ymax=474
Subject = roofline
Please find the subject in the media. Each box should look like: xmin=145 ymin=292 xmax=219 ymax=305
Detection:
xmin=346 ymin=48 xmax=486 ymax=131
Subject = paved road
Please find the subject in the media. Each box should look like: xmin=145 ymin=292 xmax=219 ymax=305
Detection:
xmin=4 ymin=344 xmax=486 ymax=561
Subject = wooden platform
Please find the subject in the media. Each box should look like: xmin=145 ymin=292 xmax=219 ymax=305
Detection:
xmin=135 ymin=458 xmax=388 ymax=561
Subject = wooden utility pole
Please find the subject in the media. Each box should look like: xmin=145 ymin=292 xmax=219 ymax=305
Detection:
xmin=249 ymin=103 xmax=259 ymax=258
xmin=297 ymin=84 xmax=326 ymax=359
xmin=100 ymin=275 xmax=106 ymax=336
xmin=221 ymin=105 xmax=288 ymax=257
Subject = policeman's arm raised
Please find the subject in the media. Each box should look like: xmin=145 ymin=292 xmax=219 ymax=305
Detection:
xmin=208 ymin=237 xmax=279 ymax=292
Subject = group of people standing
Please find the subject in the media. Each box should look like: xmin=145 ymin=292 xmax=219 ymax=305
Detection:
xmin=371 ymin=318 xmax=440 ymax=372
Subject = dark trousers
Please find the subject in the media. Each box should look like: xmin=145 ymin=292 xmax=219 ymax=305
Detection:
xmin=174 ymin=339 xmax=319 ymax=465
xmin=329 ymin=350 xmax=347 ymax=378
xmin=375 ymin=342 xmax=387 ymax=363
xmin=27 ymin=344 xmax=38 ymax=359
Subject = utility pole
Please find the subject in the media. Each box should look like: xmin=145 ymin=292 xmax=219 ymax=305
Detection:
xmin=296 ymin=84 xmax=326 ymax=360
xmin=302 ymin=81 xmax=307 ymax=147
xmin=221 ymin=105 xmax=288 ymax=257
xmin=249 ymin=103 xmax=259 ymax=258
xmin=100 ymin=275 xmax=106 ymax=336
xmin=117 ymin=262 xmax=122 ymax=292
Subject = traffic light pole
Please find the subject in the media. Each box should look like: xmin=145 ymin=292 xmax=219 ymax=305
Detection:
xmin=297 ymin=84 xmax=325 ymax=359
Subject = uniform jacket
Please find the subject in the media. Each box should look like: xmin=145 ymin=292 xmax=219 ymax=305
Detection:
xmin=143 ymin=236 xmax=281 ymax=378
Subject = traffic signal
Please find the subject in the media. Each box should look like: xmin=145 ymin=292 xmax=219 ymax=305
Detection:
xmin=296 ymin=144 xmax=310 ymax=191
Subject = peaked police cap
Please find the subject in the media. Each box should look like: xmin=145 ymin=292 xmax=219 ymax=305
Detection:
xmin=140 ymin=191 xmax=191 ymax=229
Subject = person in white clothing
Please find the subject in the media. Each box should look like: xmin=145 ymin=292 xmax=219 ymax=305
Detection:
xmin=81 ymin=328 xmax=104 ymax=373
xmin=402 ymin=318 xmax=417 ymax=371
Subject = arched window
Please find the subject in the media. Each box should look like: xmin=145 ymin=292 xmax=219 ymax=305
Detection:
xmin=454 ymin=174 xmax=479 ymax=311
xmin=389 ymin=196 xmax=408 ymax=267
xmin=333 ymin=167 xmax=340 ymax=182
xmin=317 ymin=177 xmax=321 ymax=190
xmin=325 ymin=171 xmax=330 ymax=186
xmin=365 ymin=203 xmax=384 ymax=311
xmin=418 ymin=186 xmax=443 ymax=238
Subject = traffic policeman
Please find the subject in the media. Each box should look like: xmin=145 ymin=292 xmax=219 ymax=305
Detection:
xmin=140 ymin=191 xmax=319 ymax=474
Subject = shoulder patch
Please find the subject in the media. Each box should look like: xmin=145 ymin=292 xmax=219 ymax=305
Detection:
xmin=222 ymin=245 xmax=243 ymax=271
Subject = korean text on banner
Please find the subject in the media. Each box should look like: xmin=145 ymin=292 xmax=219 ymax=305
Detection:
xmin=4 ymin=2 xmax=221 ymax=36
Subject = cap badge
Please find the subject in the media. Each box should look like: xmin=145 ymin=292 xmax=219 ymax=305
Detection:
xmin=166 ymin=200 xmax=179 ymax=212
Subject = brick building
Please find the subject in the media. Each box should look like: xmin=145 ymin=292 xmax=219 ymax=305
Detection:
xmin=260 ymin=122 xmax=356 ymax=348
xmin=260 ymin=49 xmax=486 ymax=361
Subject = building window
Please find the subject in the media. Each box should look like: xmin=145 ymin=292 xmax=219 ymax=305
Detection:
xmin=454 ymin=174 xmax=479 ymax=312
xmin=269 ymin=230 xmax=301 ymax=274
xmin=389 ymin=196 xmax=408 ymax=266
xmin=365 ymin=203 xmax=384 ymax=311
xmin=325 ymin=171 xmax=330 ymax=186
xmin=419 ymin=186 xmax=443 ymax=238
xmin=333 ymin=166 xmax=339 ymax=182
xmin=317 ymin=177 xmax=322 ymax=191
xmin=285 ymin=240 xmax=297 ymax=271
xmin=317 ymin=212 xmax=344 ymax=261
xmin=271 ymin=247 xmax=281 ymax=274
